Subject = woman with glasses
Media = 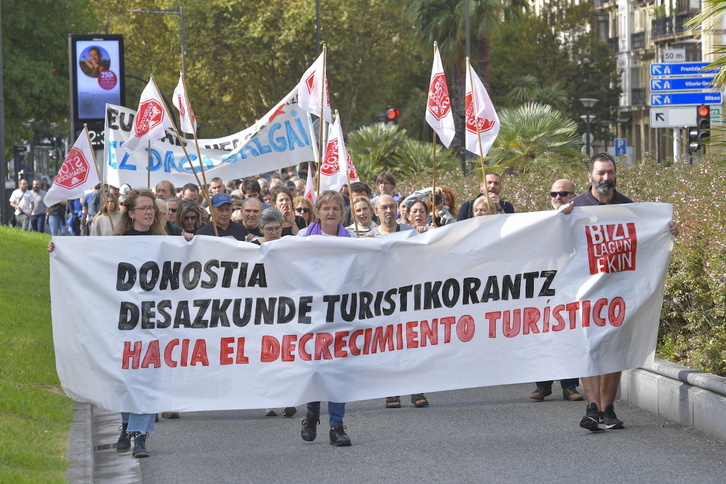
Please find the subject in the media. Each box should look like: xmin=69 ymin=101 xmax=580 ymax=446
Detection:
xmin=175 ymin=198 xmax=203 ymax=234
xmin=251 ymin=207 xmax=285 ymax=245
xmin=293 ymin=196 xmax=314 ymax=227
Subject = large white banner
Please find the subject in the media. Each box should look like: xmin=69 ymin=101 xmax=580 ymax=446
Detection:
xmin=50 ymin=203 xmax=674 ymax=413
xmin=104 ymin=87 xmax=314 ymax=189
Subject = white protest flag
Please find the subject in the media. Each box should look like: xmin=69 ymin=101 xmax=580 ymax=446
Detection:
xmin=122 ymin=76 xmax=175 ymax=154
xmin=464 ymin=61 xmax=500 ymax=157
xmin=44 ymin=127 xmax=100 ymax=207
xmin=297 ymin=50 xmax=333 ymax=124
xmin=319 ymin=115 xmax=355 ymax=192
xmin=172 ymin=72 xmax=197 ymax=134
xmin=426 ymin=43 xmax=456 ymax=148
xmin=304 ymin=162 xmax=316 ymax=204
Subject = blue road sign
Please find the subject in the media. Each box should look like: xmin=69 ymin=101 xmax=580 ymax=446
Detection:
xmin=650 ymin=92 xmax=722 ymax=106
xmin=650 ymin=77 xmax=716 ymax=92
xmin=650 ymin=62 xmax=719 ymax=77
xmin=614 ymin=139 xmax=626 ymax=157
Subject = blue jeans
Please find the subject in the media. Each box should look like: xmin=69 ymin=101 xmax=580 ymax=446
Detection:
xmin=48 ymin=215 xmax=66 ymax=236
xmin=31 ymin=214 xmax=46 ymax=233
xmin=536 ymin=378 xmax=579 ymax=390
xmin=307 ymin=402 xmax=345 ymax=427
xmin=121 ymin=413 xmax=156 ymax=434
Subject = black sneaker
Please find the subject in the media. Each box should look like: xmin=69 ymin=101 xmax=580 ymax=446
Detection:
xmin=301 ymin=412 xmax=319 ymax=442
xmin=579 ymin=402 xmax=605 ymax=431
xmin=602 ymin=404 xmax=625 ymax=429
xmin=329 ymin=423 xmax=351 ymax=447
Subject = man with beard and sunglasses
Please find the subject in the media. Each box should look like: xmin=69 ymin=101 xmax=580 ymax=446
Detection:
xmin=568 ymin=152 xmax=678 ymax=433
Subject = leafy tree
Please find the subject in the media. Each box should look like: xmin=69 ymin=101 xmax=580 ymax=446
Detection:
xmin=93 ymin=0 xmax=418 ymax=138
xmin=2 ymin=0 xmax=97 ymax=153
xmin=490 ymin=2 xmax=619 ymax=144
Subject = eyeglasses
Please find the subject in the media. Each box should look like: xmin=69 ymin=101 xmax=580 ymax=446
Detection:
xmin=262 ymin=225 xmax=282 ymax=232
xmin=295 ymin=207 xmax=310 ymax=213
xmin=134 ymin=206 xmax=155 ymax=213
xmin=169 ymin=208 xmax=177 ymax=213
xmin=550 ymin=191 xmax=573 ymax=198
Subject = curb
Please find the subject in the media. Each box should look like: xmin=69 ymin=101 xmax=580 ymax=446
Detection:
xmin=66 ymin=402 xmax=94 ymax=483
xmin=622 ymin=357 xmax=726 ymax=440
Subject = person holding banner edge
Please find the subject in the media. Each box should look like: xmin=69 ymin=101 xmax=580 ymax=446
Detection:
xmin=529 ymin=179 xmax=584 ymax=402
xmin=567 ymin=153 xmax=678 ymax=431
xmin=298 ymin=190 xmax=352 ymax=447
xmin=48 ymin=188 xmax=193 ymax=457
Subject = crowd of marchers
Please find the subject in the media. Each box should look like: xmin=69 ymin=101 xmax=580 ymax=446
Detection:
xmin=39 ymin=151 xmax=678 ymax=456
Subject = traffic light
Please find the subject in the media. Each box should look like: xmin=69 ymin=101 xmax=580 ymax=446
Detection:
xmin=688 ymin=105 xmax=711 ymax=156
xmin=696 ymin=104 xmax=711 ymax=154
xmin=384 ymin=106 xmax=400 ymax=124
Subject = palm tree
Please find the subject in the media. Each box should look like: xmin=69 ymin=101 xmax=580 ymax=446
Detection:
xmin=487 ymin=102 xmax=581 ymax=171
xmin=346 ymin=123 xmax=410 ymax=181
xmin=688 ymin=0 xmax=726 ymax=86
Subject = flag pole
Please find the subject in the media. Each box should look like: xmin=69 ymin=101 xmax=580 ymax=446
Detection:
xmin=316 ymin=44 xmax=328 ymax=198
xmin=151 ymin=76 xmax=218 ymax=236
xmin=431 ymin=130 xmax=438 ymax=227
xmin=83 ymin=124 xmax=114 ymax=233
xmin=181 ymin=72 xmax=209 ymax=191
xmin=466 ymin=57 xmax=492 ymax=209
xmin=430 ymin=42 xmax=439 ymax=226
xmin=334 ymin=110 xmax=358 ymax=238
xmin=147 ymin=140 xmax=151 ymax=189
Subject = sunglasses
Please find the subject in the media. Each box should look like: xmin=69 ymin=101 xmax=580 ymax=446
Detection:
xmin=295 ymin=207 xmax=310 ymax=213
xmin=550 ymin=191 xmax=573 ymax=198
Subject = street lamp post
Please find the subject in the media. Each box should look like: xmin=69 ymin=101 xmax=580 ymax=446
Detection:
xmin=578 ymin=98 xmax=598 ymax=156
xmin=130 ymin=7 xmax=186 ymax=74
xmin=600 ymin=119 xmax=611 ymax=153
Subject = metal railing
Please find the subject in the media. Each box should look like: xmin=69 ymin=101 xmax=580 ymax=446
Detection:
xmin=631 ymin=32 xmax=645 ymax=51
xmin=652 ymin=16 xmax=674 ymax=38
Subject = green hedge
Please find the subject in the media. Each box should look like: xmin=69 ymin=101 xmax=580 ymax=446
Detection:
xmin=398 ymin=156 xmax=726 ymax=376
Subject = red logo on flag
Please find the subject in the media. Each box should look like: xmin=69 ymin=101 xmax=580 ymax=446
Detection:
xmin=134 ymin=99 xmax=165 ymax=136
xmin=428 ymin=73 xmax=451 ymax=121
xmin=305 ymin=73 xmax=316 ymax=95
xmin=55 ymin=147 xmax=90 ymax=189
xmin=465 ymin=93 xmax=496 ymax=133
xmin=584 ymin=223 xmax=638 ymax=274
xmin=321 ymin=140 xmax=342 ymax=176
xmin=176 ymin=95 xmax=186 ymax=118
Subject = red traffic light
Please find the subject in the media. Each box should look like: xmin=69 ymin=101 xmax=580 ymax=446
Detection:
xmin=385 ymin=107 xmax=400 ymax=120
xmin=698 ymin=105 xmax=710 ymax=118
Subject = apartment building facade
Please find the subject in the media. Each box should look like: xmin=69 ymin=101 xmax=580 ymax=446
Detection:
xmin=535 ymin=0 xmax=721 ymax=162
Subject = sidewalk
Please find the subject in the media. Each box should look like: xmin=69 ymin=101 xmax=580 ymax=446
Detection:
xmin=67 ymin=357 xmax=726 ymax=482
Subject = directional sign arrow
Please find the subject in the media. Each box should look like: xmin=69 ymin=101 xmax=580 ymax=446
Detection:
xmin=655 ymin=112 xmax=665 ymax=122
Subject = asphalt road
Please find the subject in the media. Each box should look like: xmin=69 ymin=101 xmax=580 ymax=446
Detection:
xmin=99 ymin=383 xmax=725 ymax=483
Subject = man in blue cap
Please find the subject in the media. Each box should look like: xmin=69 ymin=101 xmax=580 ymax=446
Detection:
xmin=196 ymin=193 xmax=249 ymax=241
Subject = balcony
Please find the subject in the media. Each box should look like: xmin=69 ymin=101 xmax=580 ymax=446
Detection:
xmin=631 ymin=88 xmax=646 ymax=107
xmin=652 ymin=17 xmax=674 ymax=38
xmin=608 ymin=37 xmax=619 ymax=53
xmin=675 ymin=13 xmax=696 ymax=33
xmin=631 ymin=32 xmax=646 ymax=51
